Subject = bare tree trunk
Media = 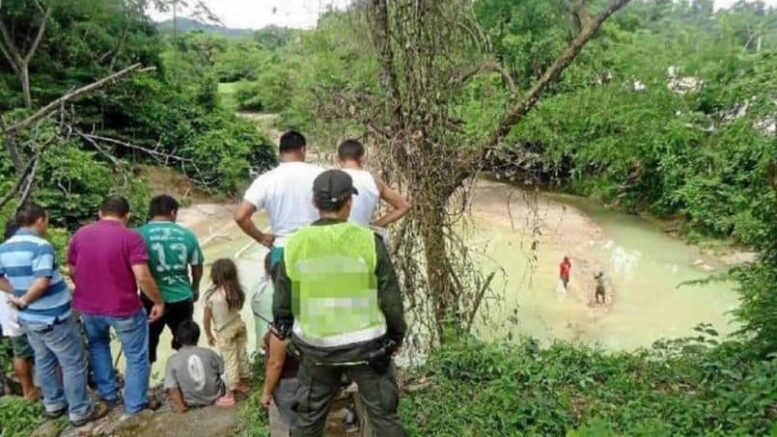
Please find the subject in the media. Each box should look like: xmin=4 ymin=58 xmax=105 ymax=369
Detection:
xmin=0 ymin=5 xmax=51 ymax=109
xmin=418 ymin=195 xmax=456 ymax=339
xmin=20 ymin=63 xmax=31 ymax=109
xmin=369 ymin=0 xmax=401 ymax=124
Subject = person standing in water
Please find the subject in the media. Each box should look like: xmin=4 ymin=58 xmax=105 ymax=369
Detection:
xmin=594 ymin=271 xmax=606 ymax=304
xmin=337 ymin=139 xmax=411 ymax=230
xmin=559 ymin=256 xmax=572 ymax=290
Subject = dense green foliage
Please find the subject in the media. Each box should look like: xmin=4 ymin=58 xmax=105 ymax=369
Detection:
xmin=502 ymin=1 xmax=777 ymax=249
xmin=402 ymin=335 xmax=777 ymax=436
xmin=2 ymin=0 xmax=777 ymax=435
xmin=0 ymin=395 xmax=45 ymax=437
xmin=0 ymin=0 xmax=276 ymax=232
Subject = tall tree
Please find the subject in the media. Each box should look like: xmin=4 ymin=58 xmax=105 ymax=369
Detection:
xmin=364 ymin=0 xmax=631 ymax=341
xmin=0 ymin=0 xmax=51 ymax=109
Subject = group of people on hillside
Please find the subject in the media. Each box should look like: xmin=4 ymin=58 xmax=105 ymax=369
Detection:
xmin=0 ymin=130 xmax=411 ymax=437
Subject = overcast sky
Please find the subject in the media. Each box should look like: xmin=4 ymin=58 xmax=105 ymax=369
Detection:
xmin=147 ymin=0 xmax=777 ymax=30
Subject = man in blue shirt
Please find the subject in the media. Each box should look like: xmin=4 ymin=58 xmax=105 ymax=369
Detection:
xmin=0 ymin=204 xmax=107 ymax=427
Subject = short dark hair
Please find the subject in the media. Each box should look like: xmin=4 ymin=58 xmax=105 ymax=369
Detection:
xmin=148 ymin=195 xmax=179 ymax=218
xmin=338 ymin=139 xmax=365 ymax=161
xmin=3 ymin=217 xmax=19 ymax=240
xmin=175 ymin=320 xmax=200 ymax=346
xmin=279 ymin=130 xmax=306 ymax=153
xmin=100 ymin=195 xmax=130 ymax=217
xmin=15 ymin=203 xmax=47 ymax=227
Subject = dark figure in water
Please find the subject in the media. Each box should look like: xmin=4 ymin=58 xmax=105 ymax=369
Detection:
xmin=594 ymin=271 xmax=606 ymax=304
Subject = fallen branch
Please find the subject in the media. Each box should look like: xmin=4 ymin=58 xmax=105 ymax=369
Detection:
xmin=0 ymin=158 xmax=34 ymax=210
xmin=4 ymin=63 xmax=151 ymax=134
xmin=18 ymin=155 xmax=39 ymax=205
xmin=0 ymin=134 xmax=56 ymax=210
xmin=81 ymin=133 xmax=193 ymax=163
xmin=73 ymin=129 xmax=121 ymax=165
xmin=466 ymin=271 xmax=496 ymax=332
xmin=82 ymin=132 xmax=213 ymax=187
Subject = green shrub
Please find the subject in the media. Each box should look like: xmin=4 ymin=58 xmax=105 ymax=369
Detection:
xmin=401 ymin=336 xmax=777 ymax=436
xmin=0 ymin=397 xmax=45 ymax=437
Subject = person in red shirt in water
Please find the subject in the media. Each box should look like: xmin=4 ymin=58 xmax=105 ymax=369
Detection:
xmin=559 ymin=256 xmax=572 ymax=290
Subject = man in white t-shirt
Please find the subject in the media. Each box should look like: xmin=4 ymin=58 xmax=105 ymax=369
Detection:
xmin=338 ymin=139 xmax=411 ymax=230
xmin=234 ymin=130 xmax=324 ymax=269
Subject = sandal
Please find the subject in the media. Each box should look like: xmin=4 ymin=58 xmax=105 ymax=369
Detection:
xmin=215 ymin=394 xmax=236 ymax=408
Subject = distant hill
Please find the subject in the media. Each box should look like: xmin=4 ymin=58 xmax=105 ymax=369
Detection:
xmin=156 ymin=18 xmax=253 ymax=38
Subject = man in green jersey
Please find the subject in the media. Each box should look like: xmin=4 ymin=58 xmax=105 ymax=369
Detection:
xmin=138 ymin=195 xmax=204 ymax=364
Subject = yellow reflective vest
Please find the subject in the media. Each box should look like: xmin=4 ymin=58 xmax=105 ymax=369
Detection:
xmin=284 ymin=222 xmax=387 ymax=348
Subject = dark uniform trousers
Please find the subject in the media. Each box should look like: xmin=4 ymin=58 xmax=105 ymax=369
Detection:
xmin=293 ymin=358 xmax=407 ymax=437
xmin=141 ymin=295 xmax=194 ymax=364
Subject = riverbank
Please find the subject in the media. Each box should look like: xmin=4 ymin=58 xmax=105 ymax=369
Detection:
xmin=464 ymin=178 xmax=741 ymax=350
xmin=16 ymin=166 xmax=747 ymax=436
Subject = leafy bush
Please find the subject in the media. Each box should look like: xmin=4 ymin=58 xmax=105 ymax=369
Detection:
xmin=0 ymin=397 xmax=44 ymax=437
xmin=402 ymin=336 xmax=777 ymax=436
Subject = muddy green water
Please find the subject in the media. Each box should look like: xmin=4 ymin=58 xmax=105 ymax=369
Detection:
xmin=470 ymin=191 xmax=739 ymax=351
xmin=134 ymin=187 xmax=739 ymax=378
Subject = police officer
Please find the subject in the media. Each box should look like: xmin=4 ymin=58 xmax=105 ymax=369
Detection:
xmin=273 ymin=169 xmax=408 ymax=437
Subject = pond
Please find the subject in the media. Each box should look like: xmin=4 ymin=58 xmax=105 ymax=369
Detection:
xmin=133 ymin=180 xmax=741 ymax=379
xmin=469 ymin=181 xmax=739 ymax=350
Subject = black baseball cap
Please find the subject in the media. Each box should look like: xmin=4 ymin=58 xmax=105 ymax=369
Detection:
xmin=313 ymin=169 xmax=359 ymax=208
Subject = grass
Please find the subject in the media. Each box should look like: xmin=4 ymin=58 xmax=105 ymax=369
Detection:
xmin=401 ymin=334 xmax=777 ymax=436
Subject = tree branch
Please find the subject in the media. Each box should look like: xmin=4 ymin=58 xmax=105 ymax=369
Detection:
xmin=466 ymin=271 xmax=496 ymax=332
xmin=23 ymin=6 xmax=51 ymax=64
xmin=18 ymin=155 xmax=40 ymax=205
xmin=482 ymin=0 xmax=631 ymax=156
xmin=447 ymin=60 xmax=517 ymax=93
xmin=4 ymin=63 xmax=150 ymax=134
xmin=0 ymin=17 xmax=21 ymax=70
xmin=81 ymin=132 xmax=194 ymax=164
xmin=369 ymin=0 xmax=402 ymax=124
xmin=0 ymin=156 xmax=34 ymax=210
xmin=0 ymin=134 xmax=55 ymax=210
xmin=0 ymin=37 xmax=18 ymax=74
xmin=74 ymin=128 xmax=121 ymax=165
